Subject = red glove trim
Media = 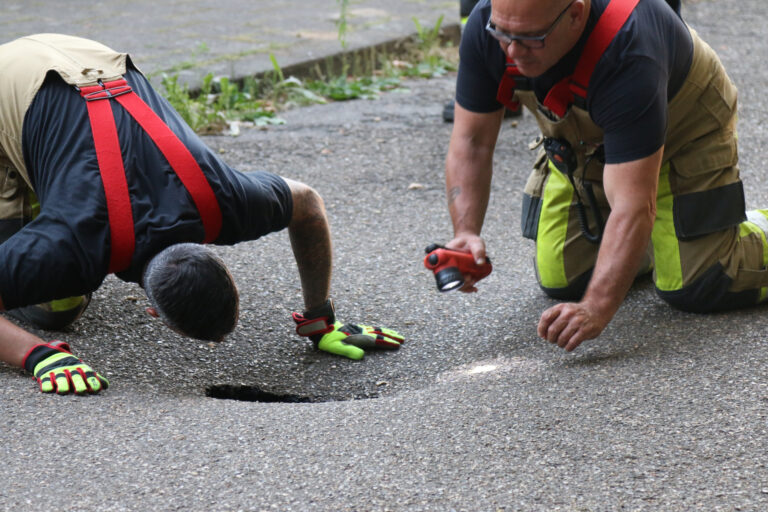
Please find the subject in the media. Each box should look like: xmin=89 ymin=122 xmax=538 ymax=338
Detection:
xmin=292 ymin=312 xmax=334 ymax=337
xmin=21 ymin=340 xmax=71 ymax=369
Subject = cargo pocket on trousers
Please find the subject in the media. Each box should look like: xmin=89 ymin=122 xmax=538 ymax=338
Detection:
xmin=521 ymin=194 xmax=542 ymax=240
xmin=521 ymin=149 xmax=548 ymax=240
xmin=731 ymin=268 xmax=768 ymax=293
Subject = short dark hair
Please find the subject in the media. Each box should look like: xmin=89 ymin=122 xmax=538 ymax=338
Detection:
xmin=143 ymin=243 xmax=239 ymax=341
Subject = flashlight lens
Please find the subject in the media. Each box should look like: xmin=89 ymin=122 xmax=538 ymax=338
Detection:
xmin=440 ymin=280 xmax=463 ymax=292
xmin=435 ymin=267 xmax=464 ymax=292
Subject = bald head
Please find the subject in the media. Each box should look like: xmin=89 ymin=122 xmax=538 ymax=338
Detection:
xmin=491 ymin=0 xmax=574 ymax=24
xmin=489 ymin=0 xmax=590 ymax=77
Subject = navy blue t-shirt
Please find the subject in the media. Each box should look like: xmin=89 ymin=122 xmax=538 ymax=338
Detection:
xmin=455 ymin=0 xmax=693 ymax=163
xmin=0 ymin=67 xmax=292 ymax=309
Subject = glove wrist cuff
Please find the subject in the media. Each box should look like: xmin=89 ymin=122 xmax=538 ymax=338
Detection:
xmin=292 ymin=299 xmax=336 ymax=341
xmin=22 ymin=341 xmax=70 ymax=373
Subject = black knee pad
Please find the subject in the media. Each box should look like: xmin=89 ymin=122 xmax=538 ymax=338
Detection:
xmin=6 ymin=294 xmax=92 ymax=331
xmin=657 ymin=263 xmax=758 ymax=313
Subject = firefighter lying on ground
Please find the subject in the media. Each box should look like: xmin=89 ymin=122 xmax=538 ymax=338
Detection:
xmin=0 ymin=34 xmax=403 ymax=395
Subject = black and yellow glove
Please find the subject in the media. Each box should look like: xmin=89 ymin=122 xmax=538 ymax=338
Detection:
xmin=292 ymin=300 xmax=404 ymax=360
xmin=22 ymin=341 xmax=108 ymax=394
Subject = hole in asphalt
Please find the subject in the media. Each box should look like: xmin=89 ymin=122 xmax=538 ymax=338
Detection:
xmin=205 ymin=384 xmax=378 ymax=403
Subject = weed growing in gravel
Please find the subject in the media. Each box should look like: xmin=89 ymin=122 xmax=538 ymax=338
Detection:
xmin=306 ymin=75 xmax=402 ymax=101
xmin=160 ymin=16 xmax=457 ymax=134
xmin=400 ymin=15 xmax=457 ymax=78
xmin=336 ymin=0 xmax=350 ymax=49
xmin=162 ymin=73 xmax=286 ymax=134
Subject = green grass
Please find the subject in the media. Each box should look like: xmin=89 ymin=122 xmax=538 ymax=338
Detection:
xmin=161 ymin=73 xmax=285 ymax=134
xmin=160 ymin=16 xmax=457 ymax=135
xmin=305 ymin=74 xmax=403 ymax=101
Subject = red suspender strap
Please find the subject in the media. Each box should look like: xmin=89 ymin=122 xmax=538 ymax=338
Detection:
xmin=541 ymin=79 xmax=574 ymax=118
xmin=496 ymin=61 xmax=522 ymax=112
xmin=80 ymin=79 xmax=223 ymax=272
xmin=542 ymin=0 xmax=641 ymax=117
xmin=80 ymin=83 xmax=136 ymax=273
xmin=569 ymin=0 xmax=640 ymax=97
xmin=114 ymin=92 xmax=222 ymax=243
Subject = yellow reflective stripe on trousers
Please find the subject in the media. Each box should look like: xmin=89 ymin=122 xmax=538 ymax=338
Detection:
xmin=536 ymin=161 xmax=572 ymax=289
xmin=743 ymin=209 xmax=768 ymax=301
xmin=49 ymin=296 xmax=84 ymax=312
xmin=651 ymin=163 xmax=683 ymax=291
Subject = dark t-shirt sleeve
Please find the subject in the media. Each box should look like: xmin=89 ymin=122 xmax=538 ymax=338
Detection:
xmin=0 ymin=217 xmax=107 ymax=309
xmin=455 ymin=0 xmax=505 ymax=113
xmin=214 ymin=170 xmax=293 ymax=244
xmin=589 ymin=55 xmax=670 ymax=164
xmin=587 ymin=0 xmax=693 ymax=164
xmin=587 ymin=2 xmax=692 ymax=164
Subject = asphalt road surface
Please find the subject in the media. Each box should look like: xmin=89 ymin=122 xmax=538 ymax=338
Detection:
xmin=1 ymin=0 xmax=768 ymax=510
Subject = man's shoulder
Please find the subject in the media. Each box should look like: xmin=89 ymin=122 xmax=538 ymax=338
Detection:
xmin=459 ymin=0 xmax=503 ymax=72
xmin=592 ymin=0 xmax=690 ymax=76
xmin=462 ymin=0 xmax=492 ymax=41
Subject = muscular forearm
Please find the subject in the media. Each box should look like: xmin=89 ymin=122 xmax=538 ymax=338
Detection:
xmin=537 ymin=148 xmax=662 ymax=351
xmin=445 ymin=105 xmax=504 ymax=237
xmin=580 ymin=209 xmax=654 ymax=321
xmin=0 ymin=315 xmax=45 ymax=367
xmin=580 ymin=149 xmax=662 ymax=324
xmin=285 ymin=180 xmax=332 ymax=311
xmin=446 ymin=146 xmax=493 ymax=236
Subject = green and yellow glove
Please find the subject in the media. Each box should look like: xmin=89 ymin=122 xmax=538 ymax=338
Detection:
xmin=292 ymin=300 xmax=404 ymax=360
xmin=22 ymin=341 xmax=109 ymax=395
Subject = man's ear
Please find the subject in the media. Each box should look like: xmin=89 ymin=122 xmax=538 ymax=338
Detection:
xmin=569 ymin=0 xmax=588 ymax=27
xmin=145 ymin=307 xmax=159 ymax=318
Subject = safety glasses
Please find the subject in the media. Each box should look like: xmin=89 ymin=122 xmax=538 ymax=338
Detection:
xmin=485 ymin=0 xmax=575 ymax=49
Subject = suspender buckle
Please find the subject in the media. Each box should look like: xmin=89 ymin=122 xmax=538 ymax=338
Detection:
xmin=79 ymin=79 xmax=133 ymax=102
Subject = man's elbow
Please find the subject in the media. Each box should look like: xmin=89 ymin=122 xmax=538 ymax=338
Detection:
xmin=612 ymin=200 xmax=656 ymax=236
xmin=645 ymin=200 xmax=657 ymax=226
xmin=289 ymin=181 xmax=326 ymax=227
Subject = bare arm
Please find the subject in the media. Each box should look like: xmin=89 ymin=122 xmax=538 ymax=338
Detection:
xmin=0 ymin=296 xmax=46 ymax=367
xmin=284 ymin=178 xmax=333 ymax=311
xmin=444 ymin=103 xmax=505 ymax=282
xmin=538 ymin=146 xmax=663 ymax=351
